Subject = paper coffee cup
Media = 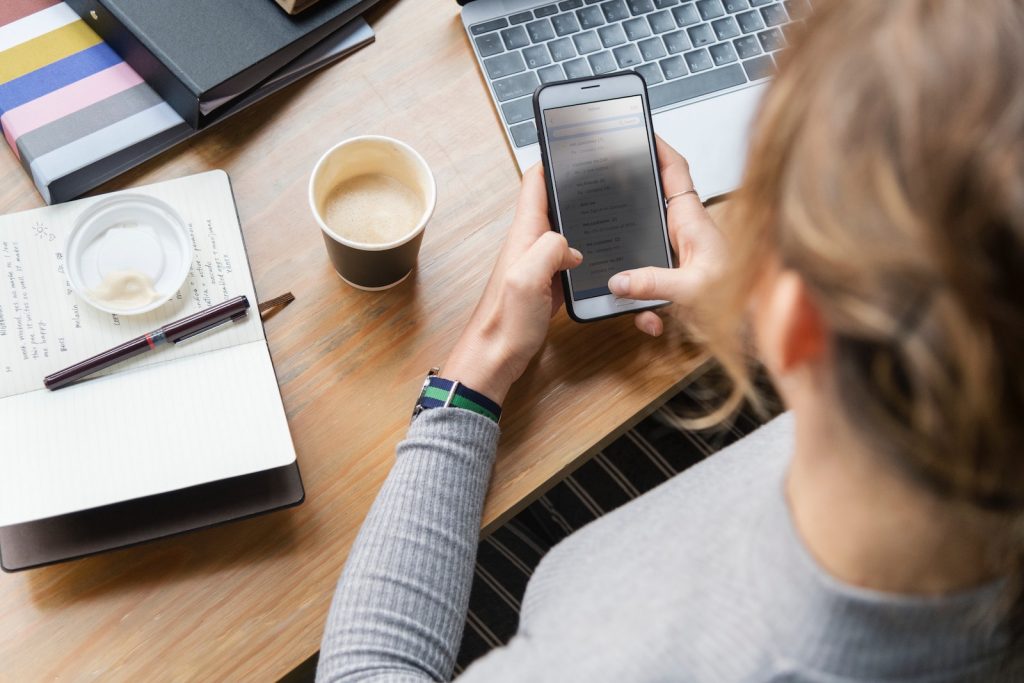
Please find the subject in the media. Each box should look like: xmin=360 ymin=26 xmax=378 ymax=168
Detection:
xmin=309 ymin=136 xmax=436 ymax=290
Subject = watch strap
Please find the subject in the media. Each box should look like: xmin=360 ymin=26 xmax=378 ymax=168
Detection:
xmin=414 ymin=374 xmax=502 ymax=423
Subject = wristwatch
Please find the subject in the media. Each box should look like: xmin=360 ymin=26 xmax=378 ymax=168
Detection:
xmin=412 ymin=367 xmax=502 ymax=423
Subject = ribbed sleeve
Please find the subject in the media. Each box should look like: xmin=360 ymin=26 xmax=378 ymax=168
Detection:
xmin=316 ymin=408 xmax=499 ymax=683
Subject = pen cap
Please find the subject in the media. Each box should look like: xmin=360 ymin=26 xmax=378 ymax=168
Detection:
xmin=67 ymin=194 xmax=193 ymax=316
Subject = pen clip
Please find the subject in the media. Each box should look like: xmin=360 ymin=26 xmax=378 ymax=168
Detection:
xmin=172 ymin=309 xmax=249 ymax=343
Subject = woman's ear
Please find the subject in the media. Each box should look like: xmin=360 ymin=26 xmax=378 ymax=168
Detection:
xmin=754 ymin=269 xmax=827 ymax=377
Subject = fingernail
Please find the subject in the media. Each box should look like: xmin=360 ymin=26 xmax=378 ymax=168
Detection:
xmin=608 ymin=273 xmax=629 ymax=295
xmin=645 ymin=321 xmax=661 ymax=337
xmin=570 ymin=248 xmax=583 ymax=261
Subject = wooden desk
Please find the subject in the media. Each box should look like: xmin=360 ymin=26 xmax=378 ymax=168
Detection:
xmin=0 ymin=1 xmax=705 ymax=679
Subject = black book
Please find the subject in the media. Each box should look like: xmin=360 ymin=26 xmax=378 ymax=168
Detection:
xmin=65 ymin=0 xmax=378 ymax=129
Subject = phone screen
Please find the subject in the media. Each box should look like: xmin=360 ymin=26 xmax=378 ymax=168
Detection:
xmin=544 ymin=95 xmax=669 ymax=300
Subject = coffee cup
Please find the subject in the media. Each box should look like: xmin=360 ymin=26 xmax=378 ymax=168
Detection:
xmin=309 ymin=135 xmax=436 ymax=290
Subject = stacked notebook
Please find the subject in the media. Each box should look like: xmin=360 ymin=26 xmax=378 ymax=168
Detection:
xmin=0 ymin=0 xmax=376 ymax=204
xmin=0 ymin=170 xmax=302 ymax=570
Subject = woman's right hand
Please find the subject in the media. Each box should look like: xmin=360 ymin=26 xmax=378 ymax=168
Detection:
xmin=607 ymin=137 xmax=727 ymax=337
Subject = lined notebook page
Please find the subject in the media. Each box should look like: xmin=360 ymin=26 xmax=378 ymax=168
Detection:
xmin=0 ymin=169 xmax=262 ymax=400
xmin=0 ymin=170 xmax=296 ymax=526
xmin=0 ymin=342 xmax=294 ymax=526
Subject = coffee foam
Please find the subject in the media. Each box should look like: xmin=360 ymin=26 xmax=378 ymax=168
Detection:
xmin=322 ymin=173 xmax=424 ymax=245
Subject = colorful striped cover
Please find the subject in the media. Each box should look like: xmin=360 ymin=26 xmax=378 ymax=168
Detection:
xmin=0 ymin=0 xmax=187 ymax=204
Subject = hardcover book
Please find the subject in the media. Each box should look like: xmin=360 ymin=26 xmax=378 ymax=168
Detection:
xmin=65 ymin=0 xmax=379 ymax=128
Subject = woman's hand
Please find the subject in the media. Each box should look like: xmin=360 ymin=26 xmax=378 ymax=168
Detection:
xmin=607 ymin=137 xmax=727 ymax=337
xmin=444 ymin=165 xmax=582 ymax=405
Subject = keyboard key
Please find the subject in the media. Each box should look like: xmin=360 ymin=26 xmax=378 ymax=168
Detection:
xmin=585 ymin=0 xmax=605 ymax=4
xmin=723 ymin=0 xmax=748 ymax=11
xmin=475 ymin=33 xmax=504 ymax=57
xmin=687 ymin=23 xmax=715 ymax=47
xmin=527 ymin=18 xmax=556 ymax=42
xmin=598 ymin=22 xmax=628 ymax=46
xmin=736 ymin=9 xmax=764 ymax=32
xmin=484 ymin=51 xmax=526 ymax=79
xmin=510 ymin=11 xmax=534 ymax=24
xmin=564 ymin=57 xmax=593 ymax=77
xmin=501 ymin=26 xmax=530 ymax=49
xmin=624 ymin=17 xmax=652 ymax=40
xmin=742 ymin=54 xmax=774 ymax=80
xmin=535 ymin=4 xmax=559 ymax=16
xmin=758 ymin=27 xmax=785 ymax=51
xmin=749 ymin=0 xmax=773 ymax=6
xmin=549 ymin=37 xmax=578 ymax=60
xmin=627 ymin=0 xmax=655 ymax=14
xmin=613 ymin=43 xmax=643 ymax=67
xmin=783 ymin=0 xmax=810 ymax=19
xmin=696 ymin=0 xmax=725 ymax=20
xmin=524 ymin=44 xmax=553 ymax=68
xmin=709 ymin=40 xmax=738 ymax=65
xmin=559 ymin=0 xmax=584 ymax=9
xmin=663 ymin=29 xmax=692 ymax=53
xmin=538 ymin=63 xmax=567 ymax=82
xmin=588 ymin=50 xmax=618 ymax=73
xmin=636 ymin=62 xmax=665 ymax=85
xmin=510 ymin=120 xmax=538 ymax=147
xmin=601 ymin=0 xmax=631 ymax=21
xmin=639 ymin=36 xmax=668 ymax=60
xmin=648 ymin=62 xmax=746 ymax=108
xmin=501 ymin=96 xmax=535 ymax=124
xmin=672 ymin=3 xmax=701 ymax=26
xmin=577 ymin=5 xmax=606 ymax=28
xmin=648 ymin=10 xmax=676 ymax=32
xmin=761 ymin=4 xmax=788 ymax=26
xmin=684 ymin=48 xmax=713 ymax=72
xmin=552 ymin=13 xmax=582 ymax=35
xmin=493 ymin=71 xmax=540 ymax=101
xmin=573 ymin=30 xmax=603 ymax=53
xmin=659 ymin=55 xmax=688 ymax=79
xmin=654 ymin=0 xmax=679 ymax=7
xmin=712 ymin=16 xmax=740 ymax=39
xmin=733 ymin=34 xmax=761 ymax=58
xmin=622 ymin=0 xmax=655 ymax=15
xmin=472 ymin=18 xmax=508 ymax=35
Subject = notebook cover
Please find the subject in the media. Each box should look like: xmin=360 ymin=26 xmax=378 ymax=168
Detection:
xmin=0 ymin=2 xmax=373 ymax=204
xmin=0 ymin=462 xmax=304 ymax=571
xmin=65 ymin=0 xmax=377 ymax=128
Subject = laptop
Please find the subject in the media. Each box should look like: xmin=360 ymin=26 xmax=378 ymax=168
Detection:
xmin=460 ymin=0 xmax=807 ymax=200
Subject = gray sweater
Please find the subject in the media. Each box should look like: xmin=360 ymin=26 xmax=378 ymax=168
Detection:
xmin=317 ymin=409 xmax=1019 ymax=682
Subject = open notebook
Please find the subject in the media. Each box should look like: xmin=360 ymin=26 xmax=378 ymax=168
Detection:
xmin=0 ymin=170 xmax=296 ymax=527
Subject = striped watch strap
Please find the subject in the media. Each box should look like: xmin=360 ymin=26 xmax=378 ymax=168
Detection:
xmin=413 ymin=372 xmax=502 ymax=423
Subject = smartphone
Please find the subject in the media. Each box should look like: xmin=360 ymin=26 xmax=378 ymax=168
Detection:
xmin=533 ymin=71 xmax=673 ymax=323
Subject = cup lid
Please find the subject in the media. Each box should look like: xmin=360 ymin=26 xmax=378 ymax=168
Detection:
xmin=66 ymin=194 xmax=193 ymax=316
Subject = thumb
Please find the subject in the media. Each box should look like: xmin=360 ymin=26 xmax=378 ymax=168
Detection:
xmin=518 ymin=232 xmax=582 ymax=287
xmin=607 ymin=266 xmax=702 ymax=303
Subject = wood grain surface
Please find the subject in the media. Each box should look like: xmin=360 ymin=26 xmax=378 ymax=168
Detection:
xmin=0 ymin=1 xmax=708 ymax=679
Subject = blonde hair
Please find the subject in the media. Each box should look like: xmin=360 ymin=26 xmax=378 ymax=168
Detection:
xmin=700 ymin=0 xmax=1024 ymax=633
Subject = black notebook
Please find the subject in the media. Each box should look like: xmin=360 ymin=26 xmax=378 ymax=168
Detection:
xmin=65 ymin=0 xmax=379 ymax=128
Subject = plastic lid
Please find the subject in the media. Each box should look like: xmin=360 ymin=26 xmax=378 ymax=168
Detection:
xmin=66 ymin=194 xmax=193 ymax=316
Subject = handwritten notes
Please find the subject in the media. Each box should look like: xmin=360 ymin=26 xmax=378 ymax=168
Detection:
xmin=0 ymin=170 xmax=262 ymax=399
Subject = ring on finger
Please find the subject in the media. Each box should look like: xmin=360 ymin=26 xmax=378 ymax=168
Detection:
xmin=664 ymin=188 xmax=699 ymax=206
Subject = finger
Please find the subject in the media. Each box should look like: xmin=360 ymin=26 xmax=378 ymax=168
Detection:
xmin=517 ymin=232 xmax=582 ymax=288
xmin=655 ymin=136 xmax=702 ymax=210
xmin=607 ymin=265 xmax=705 ymax=304
xmin=513 ymin=164 xmax=550 ymax=236
xmin=634 ymin=311 xmax=664 ymax=337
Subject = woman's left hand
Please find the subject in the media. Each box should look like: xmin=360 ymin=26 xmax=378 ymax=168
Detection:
xmin=444 ymin=165 xmax=582 ymax=405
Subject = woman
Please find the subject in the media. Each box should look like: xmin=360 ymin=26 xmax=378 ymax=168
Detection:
xmin=317 ymin=1 xmax=1024 ymax=680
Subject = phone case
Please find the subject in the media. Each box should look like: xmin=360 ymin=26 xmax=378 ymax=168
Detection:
xmin=532 ymin=71 xmax=671 ymax=323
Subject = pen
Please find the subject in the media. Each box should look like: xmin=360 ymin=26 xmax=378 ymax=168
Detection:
xmin=43 ymin=295 xmax=251 ymax=391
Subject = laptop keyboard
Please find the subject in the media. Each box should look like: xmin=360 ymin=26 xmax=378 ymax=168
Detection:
xmin=470 ymin=0 xmax=807 ymax=148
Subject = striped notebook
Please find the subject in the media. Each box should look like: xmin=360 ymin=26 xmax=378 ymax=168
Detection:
xmin=0 ymin=0 xmax=189 ymax=205
xmin=0 ymin=0 xmax=373 ymax=205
